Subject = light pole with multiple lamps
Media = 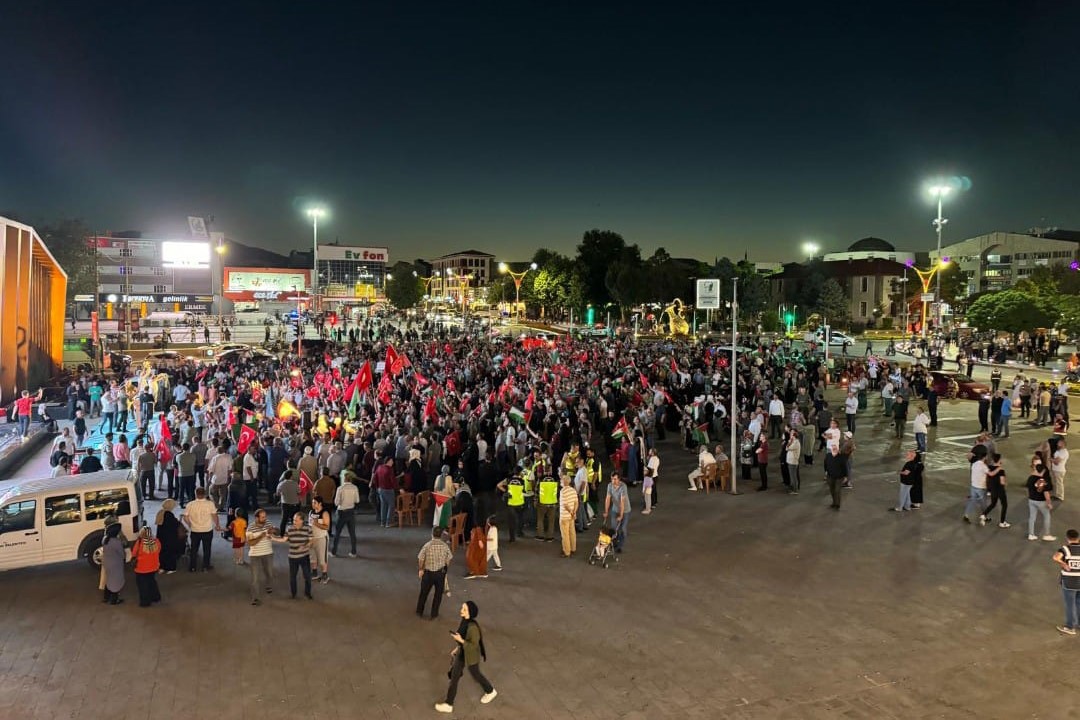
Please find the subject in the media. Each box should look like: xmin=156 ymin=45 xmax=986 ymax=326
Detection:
xmin=446 ymin=269 xmax=474 ymax=320
xmin=906 ymin=258 xmax=950 ymax=338
xmin=498 ymin=261 xmax=537 ymax=321
xmin=928 ymin=184 xmax=951 ymax=332
xmin=306 ymin=207 xmax=326 ymax=311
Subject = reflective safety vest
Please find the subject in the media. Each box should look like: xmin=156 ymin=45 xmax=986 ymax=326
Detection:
xmin=507 ymin=478 xmax=525 ymax=507
xmin=585 ymin=458 xmax=600 ymax=486
xmin=538 ymin=476 xmax=558 ymax=505
xmin=1062 ymin=544 xmax=1080 ymax=590
xmin=521 ymin=465 xmax=535 ymax=495
xmin=562 ymin=451 xmax=579 ymax=475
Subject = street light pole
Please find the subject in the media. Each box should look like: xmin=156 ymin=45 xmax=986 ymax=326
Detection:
xmin=929 ymin=185 xmax=950 ymax=333
xmin=307 ymin=207 xmax=326 ymax=312
xmin=729 ymin=276 xmax=739 ymax=495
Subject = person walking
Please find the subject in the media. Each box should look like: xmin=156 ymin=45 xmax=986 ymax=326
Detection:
xmin=182 ymin=487 xmax=221 ymax=572
xmin=981 ymin=453 xmax=1009 ymax=528
xmin=998 ymin=391 xmax=1012 ymax=438
xmin=558 ymin=474 xmax=579 ymax=557
xmin=823 ymin=446 xmax=846 ymax=510
xmin=416 ymin=527 xmax=453 ymax=619
xmin=435 ymin=601 xmax=497 ymax=714
xmin=100 ymin=522 xmax=127 ymax=605
xmin=245 ymin=507 xmax=276 ymax=606
xmin=1027 ymin=463 xmax=1056 ymax=542
xmin=332 ymin=472 xmax=360 ymax=558
xmin=1052 ymin=437 xmax=1069 ymax=503
xmin=645 ymin=447 xmax=660 ymax=510
xmin=308 ymin=496 xmax=331 ymax=583
xmin=844 ymin=390 xmax=858 ymax=434
xmin=276 ymin=465 xmax=301 ymax=535
xmin=274 ymin=511 xmax=313 ymax=600
xmin=913 ymin=406 xmax=930 ymax=453
xmin=1052 ymin=529 xmax=1080 ymax=636
xmin=131 ymin=526 xmax=162 ymax=607
xmin=964 ymin=454 xmax=991 ymax=525
xmin=604 ymin=471 xmax=631 ymax=552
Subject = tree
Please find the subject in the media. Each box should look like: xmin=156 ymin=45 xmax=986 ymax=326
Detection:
xmin=576 ymin=229 xmax=628 ymax=306
xmin=937 ymin=263 xmax=968 ymax=306
xmin=384 ymin=262 xmax=424 ymax=309
xmin=965 ymin=290 xmax=1058 ymax=334
xmin=1058 ymin=295 xmax=1080 ymax=337
xmin=38 ymin=218 xmax=97 ymax=301
xmin=814 ymin=278 xmax=849 ymax=325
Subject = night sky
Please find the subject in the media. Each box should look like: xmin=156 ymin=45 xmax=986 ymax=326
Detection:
xmin=2 ymin=2 xmax=1078 ymax=263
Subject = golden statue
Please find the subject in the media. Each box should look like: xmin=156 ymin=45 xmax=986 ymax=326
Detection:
xmin=662 ymin=298 xmax=690 ymax=337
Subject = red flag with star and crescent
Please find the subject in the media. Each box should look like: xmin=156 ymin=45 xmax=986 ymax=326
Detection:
xmin=237 ymin=424 xmax=257 ymax=454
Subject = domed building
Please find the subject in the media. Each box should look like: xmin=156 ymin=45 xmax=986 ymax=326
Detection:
xmin=823 ymin=237 xmax=914 ymax=264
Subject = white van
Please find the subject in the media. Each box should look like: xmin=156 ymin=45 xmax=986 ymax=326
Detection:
xmin=0 ymin=470 xmax=143 ymax=571
xmin=143 ymin=311 xmax=196 ymax=327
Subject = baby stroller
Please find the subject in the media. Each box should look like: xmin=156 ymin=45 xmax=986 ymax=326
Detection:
xmin=588 ymin=525 xmax=618 ymax=569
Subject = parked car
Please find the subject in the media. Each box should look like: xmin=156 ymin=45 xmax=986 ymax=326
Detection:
xmin=929 ymin=371 xmax=991 ymax=400
xmin=144 ymin=350 xmax=186 ymax=369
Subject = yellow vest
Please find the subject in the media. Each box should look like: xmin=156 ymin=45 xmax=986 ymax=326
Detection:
xmin=507 ymin=478 xmax=524 ymax=507
xmin=538 ymin=477 xmax=558 ymax=505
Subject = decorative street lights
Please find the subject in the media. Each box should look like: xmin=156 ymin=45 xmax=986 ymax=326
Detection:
xmin=928 ymin=183 xmax=951 ymax=332
xmin=306 ymin=207 xmax=326 ymax=310
xmin=498 ymin=261 xmax=537 ymax=322
xmin=907 ymin=257 xmax=950 ymax=338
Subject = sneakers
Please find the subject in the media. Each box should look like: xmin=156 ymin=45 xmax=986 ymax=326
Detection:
xmin=1042 ymin=535 xmax=1058 ymax=542
xmin=492 ymin=565 xmax=503 ymax=571
xmin=688 ymin=486 xmax=698 ymax=491
xmin=962 ymin=516 xmax=972 ymax=524
xmin=348 ymin=552 xmax=357 ymax=558
xmin=641 ymin=510 xmax=652 ymax=515
xmin=435 ymin=703 xmax=453 ymax=713
xmin=998 ymin=522 xmax=1011 ymax=528
xmin=1028 ymin=534 xmax=1039 ymax=541
xmin=978 ymin=516 xmax=987 ymax=526
xmin=481 ymin=689 xmax=498 ymax=704
xmin=1057 ymin=626 xmax=1077 ymax=636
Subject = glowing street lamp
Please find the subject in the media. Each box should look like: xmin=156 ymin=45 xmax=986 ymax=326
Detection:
xmin=306 ymin=206 xmax=326 ymax=309
xmin=910 ymin=257 xmax=950 ymax=338
xmin=927 ymin=183 xmax=952 ymax=331
xmin=499 ymin=261 xmax=538 ymax=321
xmin=802 ymin=242 xmax=819 ymax=262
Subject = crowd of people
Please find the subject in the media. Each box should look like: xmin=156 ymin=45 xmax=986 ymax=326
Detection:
xmin=38 ymin=311 xmax=1078 ymax=700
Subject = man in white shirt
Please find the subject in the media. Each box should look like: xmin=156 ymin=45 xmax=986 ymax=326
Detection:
xmin=688 ymin=445 xmax=716 ymax=491
xmin=332 ymin=474 xmax=361 ymax=558
xmin=1052 ymin=438 xmax=1069 ymax=502
xmin=964 ymin=456 xmax=990 ymax=524
xmin=823 ymin=420 xmax=842 ymax=454
xmin=768 ymin=397 xmax=785 ymax=439
xmin=209 ymin=444 xmax=234 ymax=510
xmin=183 ymin=487 xmax=222 ymax=572
xmin=844 ymin=391 xmax=859 ymax=434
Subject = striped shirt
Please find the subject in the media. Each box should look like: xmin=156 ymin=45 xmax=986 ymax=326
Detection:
xmin=417 ymin=538 xmax=452 ymax=572
xmin=285 ymin=525 xmax=312 ymax=559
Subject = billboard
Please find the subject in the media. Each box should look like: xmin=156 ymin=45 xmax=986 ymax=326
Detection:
xmin=318 ymin=245 xmax=389 ymax=263
xmin=162 ymin=241 xmax=210 ymax=268
xmin=696 ymin=279 xmax=721 ymax=309
xmin=225 ymin=267 xmax=311 ymax=292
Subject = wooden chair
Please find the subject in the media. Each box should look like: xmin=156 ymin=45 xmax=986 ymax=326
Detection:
xmin=702 ymin=463 xmax=718 ymax=494
xmin=718 ymin=460 xmax=732 ymax=492
xmin=395 ymin=492 xmax=417 ymax=528
xmin=414 ymin=490 xmax=432 ymax=525
xmin=448 ymin=512 xmax=468 ymax=552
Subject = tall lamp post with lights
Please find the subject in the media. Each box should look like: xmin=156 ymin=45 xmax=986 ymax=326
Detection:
xmin=802 ymin=242 xmax=819 ymax=263
xmin=414 ymin=270 xmax=441 ymax=313
xmin=928 ymin=184 xmax=951 ymax=332
xmin=498 ymin=261 xmax=537 ymax=321
xmin=306 ymin=207 xmax=326 ymax=311
xmin=907 ymin=257 xmax=951 ymax=338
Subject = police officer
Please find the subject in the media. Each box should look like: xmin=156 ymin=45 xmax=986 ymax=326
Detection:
xmin=535 ymin=474 xmax=559 ymax=542
xmin=1052 ymin=529 xmax=1080 ymax=636
xmin=990 ymin=367 xmax=1002 ymax=393
xmin=497 ymin=472 xmax=526 ymax=543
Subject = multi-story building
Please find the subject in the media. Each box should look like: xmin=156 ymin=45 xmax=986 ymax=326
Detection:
xmin=315 ymin=244 xmax=389 ymax=305
xmin=94 ymin=233 xmax=214 ymax=317
xmin=929 ymin=229 xmax=1080 ymax=296
xmin=429 ymin=250 xmax=495 ymax=303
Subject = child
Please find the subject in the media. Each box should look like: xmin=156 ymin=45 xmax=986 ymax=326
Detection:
xmin=642 ymin=465 xmax=654 ymax=514
xmin=485 ymin=516 xmax=502 ymax=571
xmin=228 ymin=507 xmax=248 ymax=565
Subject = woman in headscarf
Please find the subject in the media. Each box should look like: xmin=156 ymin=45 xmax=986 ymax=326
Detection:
xmin=406 ymin=447 xmax=426 ymax=494
xmin=433 ymin=464 xmax=456 ymax=528
xmin=131 ymin=526 xmax=162 ymax=607
xmin=435 ymin=601 xmax=497 ymax=713
xmin=155 ymin=499 xmax=184 ymax=573
xmin=101 ymin=522 xmax=126 ymax=605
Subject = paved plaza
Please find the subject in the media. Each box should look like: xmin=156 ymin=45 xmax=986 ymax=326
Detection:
xmin=0 ymin=391 xmax=1077 ymax=720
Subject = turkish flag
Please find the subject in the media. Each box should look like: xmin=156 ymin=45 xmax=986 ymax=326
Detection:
xmin=160 ymin=416 xmax=173 ymax=442
xmin=299 ymin=470 xmax=313 ymax=497
xmin=423 ymin=395 xmax=438 ymax=422
xmin=356 ymin=360 xmax=373 ymax=393
xmin=155 ymin=438 xmax=173 ymax=465
xmin=237 ymin=424 xmax=258 ymax=454
xmin=385 ymin=345 xmax=400 ymax=375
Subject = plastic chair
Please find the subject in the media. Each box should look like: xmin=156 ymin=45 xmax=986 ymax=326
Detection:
xmin=395 ymin=492 xmax=416 ymax=528
xmin=414 ymin=490 xmax=432 ymax=525
xmin=448 ymin=512 xmax=467 ymax=551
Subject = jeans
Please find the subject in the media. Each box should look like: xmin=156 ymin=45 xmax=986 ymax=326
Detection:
xmin=377 ymin=488 xmax=396 ymax=526
xmin=445 ymin=652 xmax=493 ymax=705
xmin=983 ymin=486 xmax=1008 ymax=523
xmin=102 ymin=411 xmax=115 ymax=434
xmin=505 ymin=502 xmax=524 ymax=541
xmin=333 ymin=509 xmax=357 ymax=554
xmin=188 ymin=531 xmax=213 ymax=571
xmin=1063 ymin=585 xmax=1080 ymax=630
xmin=846 ymin=413 xmax=856 ymax=433
xmin=139 ymin=471 xmax=155 ymax=499
xmin=279 ymin=504 xmax=300 ymax=536
xmin=179 ymin=475 xmax=196 ymax=507
xmin=288 ymin=556 xmax=312 ymax=597
xmin=607 ymin=511 xmax=629 ymax=550
xmin=18 ymin=414 xmax=30 ymax=437
xmin=1028 ymin=499 xmax=1051 ymax=537
xmin=897 ymin=483 xmax=912 ymax=510
xmin=998 ymin=415 xmax=1010 ymax=437
xmin=194 ymin=464 xmax=206 ymax=489
xmin=249 ymin=554 xmax=273 ymax=600
xmin=964 ymin=487 xmax=987 ymax=520
xmin=787 ymin=463 xmax=800 ymax=492
xmin=915 ymin=432 xmax=926 ymax=452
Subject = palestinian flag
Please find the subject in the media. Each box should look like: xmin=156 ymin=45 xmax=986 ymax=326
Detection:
xmin=433 ymin=492 xmax=453 ymax=528
xmin=611 ymin=416 xmax=630 ymax=440
xmin=508 ymin=406 xmax=526 ymax=425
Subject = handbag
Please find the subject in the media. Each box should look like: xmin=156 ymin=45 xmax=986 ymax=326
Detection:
xmin=177 ymin=522 xmax=189 ymax=545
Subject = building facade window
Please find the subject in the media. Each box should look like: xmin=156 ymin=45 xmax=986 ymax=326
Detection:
xmin=859 ymin=301 xmax=867 ymax=317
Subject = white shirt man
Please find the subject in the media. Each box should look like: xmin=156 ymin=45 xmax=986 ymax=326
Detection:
xmin=768 ymin=398 xmax=784 ymax=419
xmin=823 ymin=424 xmax=842 ymax=453
xmin=1053 ymin=442 xmax=1070 ymax=501
xmin=688 ymin=446 xmax=716 ymax=491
